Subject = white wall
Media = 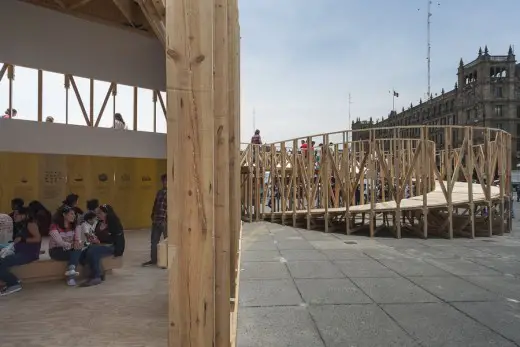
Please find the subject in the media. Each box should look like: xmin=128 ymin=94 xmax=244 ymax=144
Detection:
xmin=0 ymin=0 xmax=165 ymax=91
xmin=0 ymin=119 xmax=166 ymax=158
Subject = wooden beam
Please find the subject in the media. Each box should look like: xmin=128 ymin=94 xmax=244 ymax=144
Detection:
xmin=68 ymin=0 xmax=94 ymax=11
xmin=8 ymin=65 xmax=14 ymax=118
xmin=0 ymin=64 xmax=7 ymax=83
xmin=94 ymin=83 xmax=115 ymax=127
xmin=133 ymin=86 xmax=138 ymax=131
xmin=156 ymin=90 xmax=167 ymax=117
xmin=214 ymin=0 xmax=231 ymax=345
xmin=89 ymin=79 xmax=95 ymax=126
xmin=166 ymin=0 xmax=215 ymax=346
xmin=37 ymin=70 xmax=43 ymax=122
xmin=151 ymin=0 xmax=166 ymax=17
xmin=68 ymin=75 xmax=92 ymax=126
xmin=52 ymin=0 xmax=66 ymax=9
xmin=111 ymin=0 xmax=138 ymax=27
xmin=137 ymin=0 xmax=166 ymax=45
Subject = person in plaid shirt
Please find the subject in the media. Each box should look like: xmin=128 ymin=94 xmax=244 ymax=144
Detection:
xmin=142 ymin=174 xmax=167 ymax=267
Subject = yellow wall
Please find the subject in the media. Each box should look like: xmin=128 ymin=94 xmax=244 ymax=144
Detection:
xmin=0 ymin=152 xmax=166 ymax=230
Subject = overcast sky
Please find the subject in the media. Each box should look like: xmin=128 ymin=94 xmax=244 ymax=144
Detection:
xmin=1 ymin=0 xmax=519 ymax=144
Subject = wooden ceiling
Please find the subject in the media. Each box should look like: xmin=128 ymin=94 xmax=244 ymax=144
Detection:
xmin=19 ymin=0 xmax=165 ymax=44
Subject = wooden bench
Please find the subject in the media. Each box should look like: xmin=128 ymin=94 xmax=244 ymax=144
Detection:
xmin=10 ymin=256 xmax=123 ymax=283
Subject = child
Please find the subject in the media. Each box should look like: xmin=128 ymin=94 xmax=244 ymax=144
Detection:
xmin=81 ymin=211 xmax=100 ymax=247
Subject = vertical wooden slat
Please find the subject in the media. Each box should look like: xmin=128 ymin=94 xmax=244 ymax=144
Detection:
xmin=214 ymin=0 xmax=231 ymax=344
xmin=292 ymin=139 xmax=298 ymax=227
xmin=467 ymin=127 xmax=475 ymax=238
xmin=133 ymin=86 xmax=138 ymax=131
xmin=306 ymin=136 xmax=312 ymax=229
xmin=421 ymin=127 xmax=428 ymax=239
xmin=445 ymin=127 xmax=453 ymax=239
xmin=112 ymin=84 xmax=117 ymax=127
xmin=369 ymin=130 xmax=375 ymax=237
xmin=166 ymin=0 xmax=215 ymax=345
xmin=152 ymin=91 xmax=158 ymax=132
xmin=64 ymin=74 xmax=70 ymax=124
xmin=7 ymin=65 xmax=14 ymax=117
xmin=89 ymin=79 xmax=94 ymax=126
xmin=281 ymin=142 xmax=286 ymax=224
xmin=323 ymin=134 xmax=329 ymax=232
xmin=485 ymin=128 xmax=492 ymax=236
xmin=37 ymin=70 xmax=43 ymax=122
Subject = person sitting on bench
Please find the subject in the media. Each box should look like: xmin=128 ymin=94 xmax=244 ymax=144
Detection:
xmin=0 ymin=207 xmax=41 ymax=296
xmin=0 ymin=214 xmax=13 ymax=249
xmin=48 ymin=205 xmax=83 ymax=287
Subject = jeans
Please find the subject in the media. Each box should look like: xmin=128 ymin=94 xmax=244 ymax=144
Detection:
xmin=0 ymin=253 xmax=35 ymax=286
xmin=49 ymin=248 xmax=83 ymax=267
xmin=150 ymin=222 xmax=167 ymax=263
xmin=85 ymin=245 xmax=114 ymax=279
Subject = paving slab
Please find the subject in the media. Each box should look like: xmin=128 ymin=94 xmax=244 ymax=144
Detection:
xmin=468 ymin=257 xmax=520 ymax=276
xmin=351 ymin=277 xmax=440 ymax=304
xmin=241 ymin=240 xmax=278 ymax=251
xmin=298 ymin=229 xmax=340 ymax=241
xmin=320 ymin=249 xmax=369 ymax=260
xmin=362 ymin=247 xmax=412 ymax=260
xmin=408 ymin=276 xmax=503 ymax=302
xmin=424 ymin=258 xmax=503 ymax=276
xmin=309 ymin=304 xmax=419 ymax=347
xmin=239 ymin=279 xmax=302 ymax=307
xmin=453 ymin=301 xmax=520 ymax=344
xmin=241 ymin=250 xmax=281 ymax=262
xmin=241 ymin=261 xmax=291 ymax=280
xmin=461 ymin=275 xmax=520 ymax=301
xmin=295 ymin=278 xmax=373 ymax=305
xmin=334 ymin=258 xmax=399 ymax=278
xmin=275 ymin=240 xmax=315 ymax=250
xmin=237 ymin=306 xmax=325 ymax=347
xmin=287 ymin=260 xmax=345 ymax=279
xmin=382 ymin=303 xmax=516 ymax=347
xmin=378 ymin=258 xmax=452 ymax=277
xmin=279 ymin=249 xmax=328 ymax=261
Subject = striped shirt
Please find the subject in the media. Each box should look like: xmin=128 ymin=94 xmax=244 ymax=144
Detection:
xmin=48 ymin=223 xmax=81 ymax=250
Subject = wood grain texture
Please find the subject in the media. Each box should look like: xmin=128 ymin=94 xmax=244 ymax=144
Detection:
xmin=165 ymin=0 xmax=215 ymax=346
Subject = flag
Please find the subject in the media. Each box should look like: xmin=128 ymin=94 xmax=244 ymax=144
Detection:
xmin=393 ymin=91 xmax=399 ymax=97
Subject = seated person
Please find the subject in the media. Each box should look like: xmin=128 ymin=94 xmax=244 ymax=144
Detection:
xmin=48 ymin=205 xmax=83 ymax=287
xmin=81 ymin=211 xmax=100 ymax=247
xmin=61 ymin=194 xmax=84 ymax=222
xmin=81 ymin=204 xmax=125 ymax=287
xmin=0 ymin=214 xmax=13 ymax=248
xmin=0 ymin=207 xmax=41 ymax=296
xmin=8 ymin=198 xmax=24 ymax=220
xmin=28 ymin=200 xmax=52 ymax=237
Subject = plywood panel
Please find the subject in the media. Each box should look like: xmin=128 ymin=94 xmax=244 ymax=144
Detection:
xmin=38 ymin=154 xmax=67 ymax=211
xmin=90 ymin=156 xmax=115 ymax=208
xmin=1 ymin=153 xmax=39 ymax=209
xmin=133 ymin=158 xmax=158 ymax=229
xmin=66 ymin=155 xmax=91 ymax=210
xmin=113 ymin=157 xmax=135 ymax=228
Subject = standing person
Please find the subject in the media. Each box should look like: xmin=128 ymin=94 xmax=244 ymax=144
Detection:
xmin=0 ymin=207 xmax=41 ymax=296
xmin=114 ymin=113 xmax=128 ymax=130
xmin=142 ymin=174 xmax=167 ymax=267
xmin=251 ymin=129 xmax=262 ymax=145
xmin=81 ymin=204 xmax=125 ymax=287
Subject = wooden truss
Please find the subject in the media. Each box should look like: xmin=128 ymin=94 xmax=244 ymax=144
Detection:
xmin=241 ymin=125 xmax=512 ymax=240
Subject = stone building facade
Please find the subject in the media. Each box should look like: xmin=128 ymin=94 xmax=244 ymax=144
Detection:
xmin=352 ymin=46 xmax=520 ymax=166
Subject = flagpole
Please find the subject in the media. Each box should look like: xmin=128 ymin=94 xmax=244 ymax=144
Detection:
xmin=392 ymin=89 xmax=395 ymax=112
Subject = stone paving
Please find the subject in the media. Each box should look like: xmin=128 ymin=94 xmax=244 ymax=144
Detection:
xmin=237 ymin=216 xmax=520 ymax=347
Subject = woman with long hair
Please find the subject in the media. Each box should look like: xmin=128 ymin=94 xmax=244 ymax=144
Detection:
xmin=48 ymin=205 xmax=83 ymax=286
xmin=28 ymin=200 xmax=52 ymax=237
xmin=81 ymin=204 xmax=125 ymax=287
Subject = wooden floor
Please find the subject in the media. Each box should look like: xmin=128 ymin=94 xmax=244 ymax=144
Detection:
xmin=270 ymin=181 xmax=501 ymax=215
xmin=0 ymin=230 xmax=168 ymax=347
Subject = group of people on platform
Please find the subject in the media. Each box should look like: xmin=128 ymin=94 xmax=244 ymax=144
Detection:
xmin=2 ymin=107 xmax=128 ymax=129
xmin=0 ymin=173 xmax=168 ymax=296
xmin=0 ymin=194 xmax=126 ymax=295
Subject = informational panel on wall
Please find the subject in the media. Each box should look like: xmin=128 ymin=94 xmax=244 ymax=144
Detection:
xmin=40 ymin=154 xmax=67 ymax=210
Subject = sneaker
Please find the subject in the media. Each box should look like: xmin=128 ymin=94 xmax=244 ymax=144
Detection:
xmin=80 ymin=278 xmax=102 ymax=287
xmin=0 ymin=284 xmax=22 ymax=296
xmin=67 ymin=278 xmax=77 ymax=286
xmin=65 ymin=265 xmax=79 ymax=277
xmin=142 ymin=260 xmax=156 ymax=267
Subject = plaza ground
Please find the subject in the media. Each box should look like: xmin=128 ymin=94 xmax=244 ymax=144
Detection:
xmin=1 ymin=211 xmax=520 ymax=346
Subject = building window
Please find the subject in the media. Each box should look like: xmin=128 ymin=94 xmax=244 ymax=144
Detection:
xmin=494 ymin=86 xmax=503 ymax=98
xmin=494 ymin=105 xmax=503 ymax=117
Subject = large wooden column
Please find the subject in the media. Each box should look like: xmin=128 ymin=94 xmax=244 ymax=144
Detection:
xmin=166 ymin=1 xmax=215 ymax=346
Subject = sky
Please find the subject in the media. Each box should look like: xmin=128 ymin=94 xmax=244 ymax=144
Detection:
xmin=1 ymin=0 xmax=520 ymax=144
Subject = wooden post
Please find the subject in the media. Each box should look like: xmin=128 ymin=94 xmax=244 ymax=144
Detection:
xmin=64 ymin=74 xmax=70 ymax=124
xmin=214 ymin=0 xmax=231 ymax=344
xmin=37 ymin=70 xmax=43 ymax=122
xmin=445 ymin=127 xmax=453 ymax=239
xmin=323 ymin=134 xmax=329 ymax=232
xmin=281 ymin=142 xmax=286 ymax=224
xmin=345 ymin=136 xmax=351 ymax=234
xmin=7 ymin=65 xmax=14 ymax=117
xmin=292 ymin=139 xmax=298 ymax=227
xmin=485 ymin=128 xmax=492 ymax=236
xmin=133 ymin=86 xmax=138 ymax=131
xmin=165 ymin=0 xmax=215 ymax=345
xmin=89 ymin=79 xmax=95 ymax=126
xmin=307 ymin=136 xmax=313 ymax=229
xmin=270 ymin=144 xmax=275 ymax=221
xmin=153 ymin=91 xmax=158 ymax=132
xmin=369 ymin=130 xmax=375 ymax=237
xmin=421 ymin=127 xmax=428 ymax=239
xmin=467 ymin=127 xmax=475 ymax=238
